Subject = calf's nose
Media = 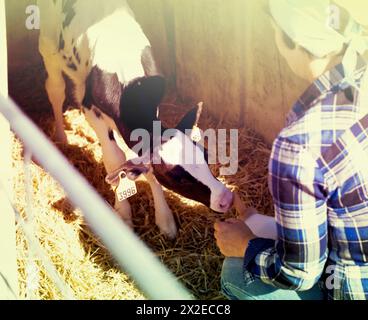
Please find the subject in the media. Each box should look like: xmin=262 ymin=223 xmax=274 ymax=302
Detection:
xmin=218 ymin=189 xmax=234 ymax=212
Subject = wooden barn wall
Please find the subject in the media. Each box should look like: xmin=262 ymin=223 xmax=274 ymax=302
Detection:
xmin=128 ymin=0 xmax=176 ymax=86
xmin=5 ymin=0 xmax=309 ymax=144
xmin=172 ymin=0 xmax=308 ymax=143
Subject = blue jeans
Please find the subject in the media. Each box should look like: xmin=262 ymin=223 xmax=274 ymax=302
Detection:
xmin=221 ymin=258 xmax=325 ymax=300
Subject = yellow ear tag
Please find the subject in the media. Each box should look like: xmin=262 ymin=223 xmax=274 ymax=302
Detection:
xmin=191 ymin=125 xmax=202 ymax=142
xmin=115 ymin=171 xmax=137 ymax=202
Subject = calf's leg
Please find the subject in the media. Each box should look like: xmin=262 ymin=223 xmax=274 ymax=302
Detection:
xmin=84 ymin=107 xmax=133 ymax=227
xmin=145 ymin=172 xmax=177 ymax=239
xmin=43 ymin=59 xmax=67 ymax=144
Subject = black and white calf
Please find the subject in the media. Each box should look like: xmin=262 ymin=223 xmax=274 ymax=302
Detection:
xmin=38 ymin=0 xmax=233 ymax=238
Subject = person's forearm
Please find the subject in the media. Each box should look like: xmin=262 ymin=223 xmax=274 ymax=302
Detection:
xmin=244 ymin=213 xmax=278 ymax=240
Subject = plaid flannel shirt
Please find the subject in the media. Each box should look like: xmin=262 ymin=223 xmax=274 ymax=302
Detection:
xmin=244 ymin=57 xmax=368 ymax=300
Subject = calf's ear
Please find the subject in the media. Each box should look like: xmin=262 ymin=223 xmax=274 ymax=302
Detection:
xmin=105 ymin=160 xmax=150 ymax=186
xmin=124 ymin=160 xmax=150 ymax=181
xmin=176 ymin=102 xmax=203 ymax=134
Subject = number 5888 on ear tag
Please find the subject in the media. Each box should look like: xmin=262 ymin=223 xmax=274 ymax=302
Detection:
xmin=116 ymin=172 xmax=137 ymax=202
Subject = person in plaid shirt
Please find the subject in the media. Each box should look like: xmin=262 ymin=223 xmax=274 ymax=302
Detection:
xmin=215 ymin=0 xmax=368 ymax=300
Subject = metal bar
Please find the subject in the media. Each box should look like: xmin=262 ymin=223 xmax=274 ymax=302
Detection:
xmin=0 ymin=96 xmax=192 ymax=300
xmin=14 ymin=209 xmax=76 ymax=300
xmin=0 ymin=0 xmax=19 ymax=300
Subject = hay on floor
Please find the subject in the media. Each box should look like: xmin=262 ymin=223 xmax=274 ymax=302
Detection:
xmin=11 ymin=66 xmax=273 ymax=300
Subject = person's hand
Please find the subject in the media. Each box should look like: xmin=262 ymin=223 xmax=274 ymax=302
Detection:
xmin=233 ymin=192 xmax=258 ymax=221
xmin=214 ymin=218 xmax=256 ymax=258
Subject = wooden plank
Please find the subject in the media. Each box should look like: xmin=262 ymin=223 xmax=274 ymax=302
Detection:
xmin=173 ymin=0 xmax=308 ymax=143
xmin=128 ymin=0 xmax=175 ymax=86
xmin=174 ymin=0 xmax=247 ymax=126
xmin=242 ymin=0 xmax=308 ymax=143
xmin=0 ymin=0 xmax=18 ymax=299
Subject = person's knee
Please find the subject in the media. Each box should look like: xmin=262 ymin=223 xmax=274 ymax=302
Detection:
xmin=221 ymin=258 xmax=254 ymax=300
xmin=221 ymin=277 xmax=235 ymax=300
xmin=221 ymin=258 xmax=239 ymax=299
xmin=221 ymin=275 xmax=256 ymax=300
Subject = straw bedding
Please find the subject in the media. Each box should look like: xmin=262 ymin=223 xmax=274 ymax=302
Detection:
xmin=11 ymin=64 xmax=273 ymax=300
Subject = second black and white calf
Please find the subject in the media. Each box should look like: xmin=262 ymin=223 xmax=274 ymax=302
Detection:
xmin=38 ymin=0 xmax=233 ymax=238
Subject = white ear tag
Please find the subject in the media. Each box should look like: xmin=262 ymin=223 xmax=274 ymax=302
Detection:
xmin=115 ymin=172 xmax=137 ymax=202
xmin=191 ymin=125 xmax=202 ymax=142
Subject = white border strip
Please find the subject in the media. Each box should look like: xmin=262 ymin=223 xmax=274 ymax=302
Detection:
xmin=0 ymin=0 xmax=18 ymax=299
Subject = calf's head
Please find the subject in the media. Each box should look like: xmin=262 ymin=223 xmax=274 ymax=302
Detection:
xmin=150 ymin=126 xmax=234 ymax=213
xmin=109 ymin=80 xmax=234 ymax=213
